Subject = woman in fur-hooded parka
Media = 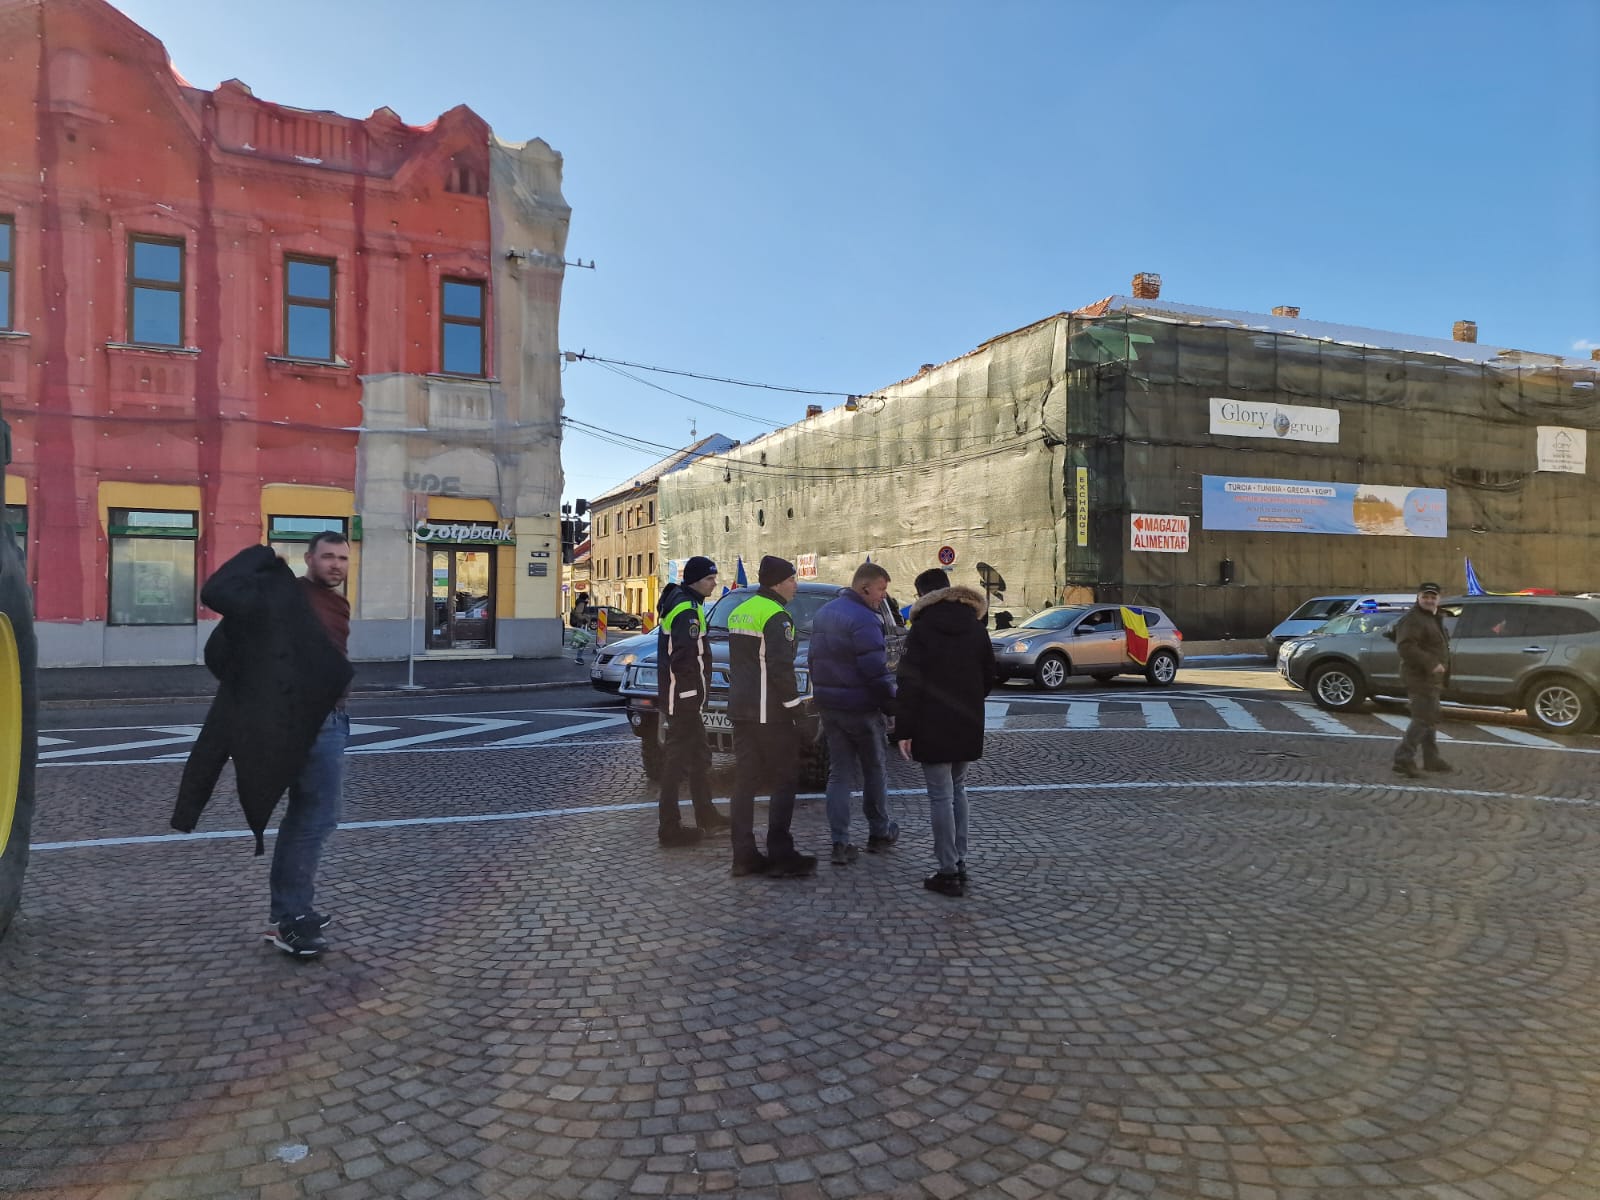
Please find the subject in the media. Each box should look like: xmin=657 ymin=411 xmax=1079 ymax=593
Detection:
xmin=894 ymin=585 xmax=996 ymax=763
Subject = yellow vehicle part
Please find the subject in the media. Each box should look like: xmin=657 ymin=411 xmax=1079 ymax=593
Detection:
xmin=0 ymin=612 xmax=19 ymax=858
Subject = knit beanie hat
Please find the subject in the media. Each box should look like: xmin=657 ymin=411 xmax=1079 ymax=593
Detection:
xmin=758 ymin=555 xmax=797 ymax=587
xmin=682 ymin=556 xmax=718 ymax=586
xmin=913 ymin=567 xmax=950 ymax=597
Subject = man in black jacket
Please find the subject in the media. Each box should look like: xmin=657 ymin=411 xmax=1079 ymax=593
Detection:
xmin=654 ymin=556 xmax=729 ymax=846
xmin=173 ymin=535 xmax=353 ymax=958
xmin=1392 ymin=581 xmax=1452 ymax=778
xmin=896 ymin=567 xmax=996 ymax=897
xmin=726 ymin=555 xmax=817 ymax=878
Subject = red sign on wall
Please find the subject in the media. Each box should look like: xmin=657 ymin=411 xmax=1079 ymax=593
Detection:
xmin=1130 ymin=514 xmax=1190 ymax=553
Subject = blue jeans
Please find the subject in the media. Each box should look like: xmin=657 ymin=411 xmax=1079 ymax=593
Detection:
xmin=821 ymin=709 xmax=890 ymax=844
xmin=270 ymin=709 xmax=349 ymax=922
xmin=922 ymin=761 xmax=969 ymax=874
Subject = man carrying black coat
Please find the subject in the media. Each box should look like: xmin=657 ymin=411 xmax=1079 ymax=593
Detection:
xmin=172 ymin=535 xmax=353 ymax=957
xmin=895 ymin=567 xmax=996 ymax=897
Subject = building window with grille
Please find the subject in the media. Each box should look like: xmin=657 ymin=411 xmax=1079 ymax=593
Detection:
xmin=0 ymin=215 xmax=13 ymax=330
xmin=108 ymin=509 xmax=197 ymax=625
xmin=127 ymin=236 xmax=184 ymax=347
xmin=440 ymin=278 xmax=486 ymax=376
xmin=284 ymin=256 xmax=336 ymax=361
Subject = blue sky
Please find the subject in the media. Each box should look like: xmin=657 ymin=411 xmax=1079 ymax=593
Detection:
xmin=114 ymin=0 xmax=1600 ymax=505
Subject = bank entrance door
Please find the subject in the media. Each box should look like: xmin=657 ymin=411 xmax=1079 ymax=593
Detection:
xmin=427 ymin=548 xmax=496 ymax=650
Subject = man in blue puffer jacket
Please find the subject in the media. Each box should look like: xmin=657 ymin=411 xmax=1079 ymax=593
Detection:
xmin=808 ymin=562 xmax=898 ymax=865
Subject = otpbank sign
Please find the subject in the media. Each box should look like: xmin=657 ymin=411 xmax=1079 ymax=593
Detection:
xmin=414 ymin=520 xmax=516 ymax=545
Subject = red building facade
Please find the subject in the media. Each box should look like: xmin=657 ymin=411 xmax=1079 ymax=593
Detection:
xmin=0 ymin=0 xmax=570 ymax=665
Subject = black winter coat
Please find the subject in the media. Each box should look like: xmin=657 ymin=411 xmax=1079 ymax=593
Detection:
xmin=171 ymin=546 xmax=353 ymax=854
xmin=894 ymin=586 xmax=996 ymax=764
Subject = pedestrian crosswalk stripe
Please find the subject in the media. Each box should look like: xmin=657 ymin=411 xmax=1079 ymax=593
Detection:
xmin=1372 ymin=712 xmax=1455 ymax=740
xmin=1139 ymin=701 xmax=1179 ymax=729
xmin=1295 ymin=706 xmax=1359 ymax=736
xmin=1208 ymin=697 xmax=1264 ymax=732
xmin=1474 ymin=725 xmax=1563 ymax=748
xmin=1065 ymin=702 xmax=1099 ymax=728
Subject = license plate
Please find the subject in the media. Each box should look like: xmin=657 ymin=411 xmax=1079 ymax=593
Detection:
xmin=702 ymin=712 xmax=733 ymax=730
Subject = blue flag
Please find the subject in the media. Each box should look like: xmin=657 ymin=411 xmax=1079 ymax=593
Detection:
xmin=1464 ymin=557 xmax=1486 ymax=596
xmin=735 ymin=556 xmax=748 ymax=587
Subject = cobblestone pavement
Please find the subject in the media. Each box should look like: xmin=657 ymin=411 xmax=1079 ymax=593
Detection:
xmin=4 ymin=703 xmax=1600 ymax=1199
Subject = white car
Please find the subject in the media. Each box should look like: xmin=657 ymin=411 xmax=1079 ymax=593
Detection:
xmin=590 ymin=632 xmax=655 ymax=694
xmin=1264 ymin=593 xmax=1414 ymax=661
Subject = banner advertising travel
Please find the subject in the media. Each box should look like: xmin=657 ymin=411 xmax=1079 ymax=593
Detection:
xmin=1209 ymin=398 xmax=1339 ymax=443
xmin=1202 ymin=476 xmax=1447 ymax=538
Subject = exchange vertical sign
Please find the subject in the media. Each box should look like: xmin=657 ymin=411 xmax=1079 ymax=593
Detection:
xmin=1130 ymin=513 xmax=1189 ymax=553
xmin=1075 ymin=468 xmax=1089 ymax=547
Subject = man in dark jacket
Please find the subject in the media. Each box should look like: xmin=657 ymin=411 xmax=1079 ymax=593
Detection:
xmin=726 ymin=555 xmax=817 ymax=879
xmin=1392 ymin=581 xmax=1452 ymax=778
xmin=895 ymin=568 xmax=996 ymax=897
xmin=654 ymin=556 xmax=729 ymax=846
xmin=173 ymin=535 xmax=354 ymax=958
xmin=809 ymin=562 xmax=897 ymax=865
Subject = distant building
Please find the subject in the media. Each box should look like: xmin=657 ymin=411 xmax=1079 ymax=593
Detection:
xmin=659 ymin=276 xmax=1599 ymax=637
xmin=0 ymin=0 xmax=570 ymax=665
xmin=588 ymin=434 xmax=735 ymax=616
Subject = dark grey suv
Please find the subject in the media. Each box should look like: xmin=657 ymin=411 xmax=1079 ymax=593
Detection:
xmin=1279 ymin=595 xmax=1600 ymax=733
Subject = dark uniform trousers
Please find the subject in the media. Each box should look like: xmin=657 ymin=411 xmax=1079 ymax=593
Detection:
xmin=1396 ymin=679 xmax=1444 ymax=766
xmin=659 ymin=711 xmax=715 ymax=831
xmin=730 ymin=720 xmax=798 ymax=866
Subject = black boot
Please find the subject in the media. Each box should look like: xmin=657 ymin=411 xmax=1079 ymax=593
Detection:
xmin=659 ymin=825 xmax=704 ymax=848
xmin=1392 ymin=760 xmax=1420 ymax=779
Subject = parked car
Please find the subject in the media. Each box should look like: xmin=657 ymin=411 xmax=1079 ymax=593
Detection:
xmin=1264 ymin=593 xmax=1415 ymax=660
xmin=1274 ymin=608 xmax=1405 ymax=665
xmin=619 ymin=582 xmax=905 ymax=790
xmin=990 ymin=604 xmax=1183 ymax=690
xmin=1278 ymin=594 xmax=1600 ymax=733
xmin=589 ymin=632 xmax=655 ymax=694
xmin=578 ymin=605 xmax=643 ymax=632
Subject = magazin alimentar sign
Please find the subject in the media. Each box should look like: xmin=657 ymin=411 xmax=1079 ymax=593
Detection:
xmin=1202 ymin=476 xmax=1447 ymax=538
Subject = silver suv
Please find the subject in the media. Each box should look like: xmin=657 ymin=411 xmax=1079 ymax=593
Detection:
xmin=991 ymin=604 xmax=1183 ymax=690
xmin=1279 ymin=595 xmax=1600 ymax=733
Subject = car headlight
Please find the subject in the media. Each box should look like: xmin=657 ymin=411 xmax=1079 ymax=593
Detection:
xmin=617 ymin=653 xmax=636 ymax=667
xmin=1009 ymin=640 xmax=1029 ymax=653
xmin=634 ymin=666 xmax=658 ymax=691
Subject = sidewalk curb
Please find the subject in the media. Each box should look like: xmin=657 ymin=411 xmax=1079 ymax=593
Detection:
xmin=40 ymin=679 xmax=592 ymax=710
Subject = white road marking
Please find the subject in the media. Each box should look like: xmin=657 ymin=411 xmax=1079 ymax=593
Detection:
xmin=1372 ymin=712 xmax=1455 ymax=740
xmin=1475 ymin=725 xmax=1564 ymax=748
xmin=983 ymin=701 xmax=1010 ymax=730
xmin=37 ymin=725 xmax=200 ymax=760
xmin=1206 ymin=697 xmax=1264 ymax=732
xmin=32 ymin=779 xmax=1600 ymax=852
xmin=1065 ymin=703 xmax=1100 ymax=729
xmin=1293 ymin=707 xmax=1360 ymax=736
xmin=36 ymin=736 xmax=69 ymax=746
xmin=488 ymin=715 xmax=628 ymax=746
xmin=1139 ymin=701 xmax=1179 ymax=729
xmin=355 ymin=716 xmax=528 ymax=751
xmin=347 ymin=723 xmax=398 ymax=737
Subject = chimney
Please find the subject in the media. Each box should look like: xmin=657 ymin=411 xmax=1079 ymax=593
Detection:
xmin=1271 ymin=305 xmax=1300 ymax=318
xmin=1452 ymin=320 xmax=1478 ymax=343
xmin=805 ymin=404 xmax=823 ymax=419
xmin=1131 ymin=272 xmax=1162 ymax=300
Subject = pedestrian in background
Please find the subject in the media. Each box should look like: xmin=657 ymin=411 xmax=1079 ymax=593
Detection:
xmin=895 ymin=567 xmax=995 ymax=897
xmin=654 ymin=555 xmax=729 ymax=845
xmin=726 ymin=555 xmax=817 ymax=879
xmin=172 ymin=534 xmax=355 ymax=957
xmin=1391 ymin=580 xmax=1453 ymax=779
xmin=809 ymin=561 xmax=898 ymax=865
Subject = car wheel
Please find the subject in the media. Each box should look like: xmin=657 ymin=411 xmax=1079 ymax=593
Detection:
xmin=798 ymin=734 xmax=830 ymax=792
xmin=639 ymin=717 xmax=664 ymax=779
xmin=1143 ymin=650 xmax=1179 ymax=687
xmin=1309 ymin=662 xmax=1367 ymax=711
xmin=0 ymin=537 xmax=37 ymax=939
xmin=1034 ymin=652 xmax=1070 ymax=692
xmin=1525 ymin=678 xmax=1598 ymax=734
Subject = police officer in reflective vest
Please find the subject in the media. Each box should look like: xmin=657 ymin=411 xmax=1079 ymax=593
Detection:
xmin=654 ymin=556 xmax=729 ymax=845
xmin=727 ymin=555 xmax=817 ymax=878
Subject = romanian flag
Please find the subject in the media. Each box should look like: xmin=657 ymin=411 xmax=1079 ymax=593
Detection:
xmin=1121 ymin=606 xmax=1150 ymax=665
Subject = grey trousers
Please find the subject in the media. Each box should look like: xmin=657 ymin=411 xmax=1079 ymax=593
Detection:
xmin=1395 ymin=680 xmax=1443 ymax=765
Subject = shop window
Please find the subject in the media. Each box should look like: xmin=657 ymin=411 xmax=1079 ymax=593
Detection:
xmin=440 ymin=278 xmax=486 ymax=376
xmin=127 ymin=236 xmax=184 ymax=347
xmin=4 ymin=504 xmax=25 ymax=567
xmin=268 ymin=515 xmax=351 ymax=589
xmin=108 ymin=508 xmax=197 ymax=625
xmin=0 ymin=215 xmax=13 ymax=330
xmin=284 ymin=256 xmax=336 ymax=361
